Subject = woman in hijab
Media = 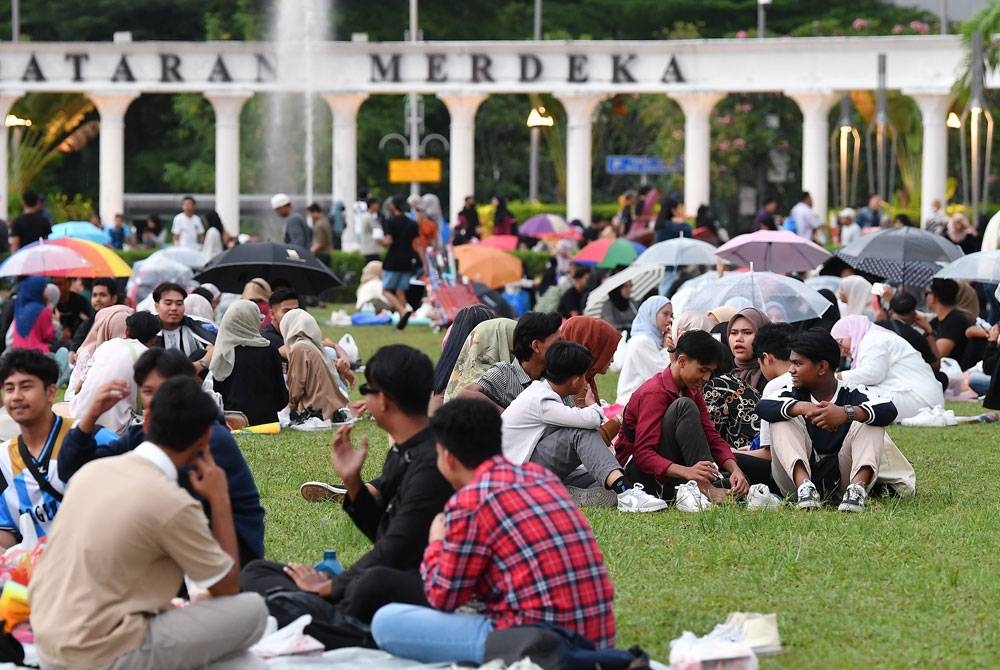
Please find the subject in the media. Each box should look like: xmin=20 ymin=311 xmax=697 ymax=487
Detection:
xmin=241 ymin=278 xmax=273 ymax=328
xmin=66 ymin=304 xmax=133 ymax=397
xmin=561 ymin=315 xmax=622 ymax=404
xmin=443 ymin=318 xmax=517 ymax=401
xmin=430 ymin=305 xmax=496 ymax=413
xmin=184 ymin=293 xmax=216 ymax=324
xmin=11 ymin=276 xmax=55 ymax=353
xmin=211 ymin=300 xmax=287 ymax=426
xmin=600 ymin=281 xmax=638 ymax=333
xmin=831 ymin=314 xmax=943 ymax=420
xmin=947 ymin=213 xmax=979 ymax=254
xmin=616 ymin=297 xmax=672 ymax=406
xmin=281 ymin=308 xmax=349 ymax=426
xmin=837 ymin=275 xmax=875 ymax=318
xmin=673 ymin=310 xmax=714 ymax=347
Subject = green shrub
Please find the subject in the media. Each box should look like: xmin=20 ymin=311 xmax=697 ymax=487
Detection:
xmin=115 ymin=248 xmax=158 ymax=265
xmin=506 ymin=201 xmax=619 ymax=224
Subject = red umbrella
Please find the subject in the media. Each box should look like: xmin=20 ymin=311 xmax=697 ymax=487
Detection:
xmin=480 ymin=235 xmax=519 ymax=251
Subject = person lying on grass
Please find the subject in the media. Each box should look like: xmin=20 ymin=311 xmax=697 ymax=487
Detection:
xmin=757 ymin=328 xmax=897 ymax=513
xmin=371 ymin=398 xmax=615 ymax=665
xmin=614 ymin=330 xmax=749 ymax=513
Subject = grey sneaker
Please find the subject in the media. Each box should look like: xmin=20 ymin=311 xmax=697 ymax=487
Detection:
xmin=795 ymin=480 xmax=821 ymax=510
xmin=566 ymin=485 xmax=618 ymax=508
xmin=838 ymin=483 xmax=867 ymax=513
xmin=299 ymin=481 xmax=347 ymax=503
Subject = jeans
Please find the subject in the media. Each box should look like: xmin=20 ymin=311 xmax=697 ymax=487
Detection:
xmin=371 ymin=603 xmax=493 ymax=664
xmin=969 ymin=372 xmax=991 ymax=396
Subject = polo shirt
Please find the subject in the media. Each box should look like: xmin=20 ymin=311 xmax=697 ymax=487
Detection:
xmin=476 ymin=360 xmax=532 ymax=408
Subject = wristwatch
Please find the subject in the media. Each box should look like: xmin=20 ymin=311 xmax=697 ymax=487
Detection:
xmin=844 ymin=405 xmax=856 ymax=422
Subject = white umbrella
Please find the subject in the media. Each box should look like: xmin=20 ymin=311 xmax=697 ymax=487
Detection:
xmin=148 ymin=247 xmax=210 ymax=269
xmin=584 ymin=263 xmax=664 ymax=317
xmin=805 ymin=275 xmax=843 ymax=294
xmin=935 ymin=250 xmax=1000 ymax=284
xmin=635 ymin=237 xmax=719 ymax=267
xmin=669 ymin=270 xmax=741 ymax=315
xmin=678 ymin=271 xmax=831 ymax=323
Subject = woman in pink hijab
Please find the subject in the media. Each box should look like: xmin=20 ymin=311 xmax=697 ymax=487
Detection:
xmin=831 ymin=315 xmax=943 ymax=420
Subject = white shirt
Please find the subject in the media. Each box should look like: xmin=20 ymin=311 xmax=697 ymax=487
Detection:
xmin=69 ymin=338 xmax=147 ymax=434
xmin=840 ymin=222 xmax=861 ymax=246
xmin=789 ymin=201 xmax=821 ymax=241
xmin=172 ymin=213 xmax=204 ymax=249
xmin=501 ymin=380 xmax=604 ymax=464
xmin=616 ymin=334 xmax=670 ymax=407
xmin=758 ymin=371 xmax=792 ymax=447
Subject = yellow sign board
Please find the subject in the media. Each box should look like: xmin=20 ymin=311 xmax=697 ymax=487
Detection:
xmin=388 ymin=159 xmax=442 ymax=183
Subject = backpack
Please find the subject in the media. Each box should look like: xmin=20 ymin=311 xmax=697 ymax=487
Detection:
xmin=264 ymin=589 xmax=374 ymax=650
xmin=484 ymin=624 xmax=650 ymax=670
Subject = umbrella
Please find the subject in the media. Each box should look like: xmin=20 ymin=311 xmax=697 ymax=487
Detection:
xmin=519 ymin=214 xmax=581 ymax=240
xmin=935 ymin=250 xmax=1000 ymax=284
xmin=669 ymin=270 xmax=742 ymax=315
xmin=835 ymin=227 xmax=963 ymax=288
xmin=584 ymin=263 xmax=665 ymax=317
xmin=149 ymin=246 xmax=210 ymax=269
xmin=716 ymin=230 xmax=831 ymax=274
xmin=194 ymin=242 xmax=341 ymax=294
xmin=804 ymin=275 xmax=844 ymax=294
xmin=0 ymin=238 xmax=131 ymax=278
xmin=127 ymin=256 xmax=194 ymax=306
xmin=471 ymin=282 xmax=516 ymax=319
xmin=574 ymin=238 xmax=640 ymax=269
xmin=636 ymin=237 xmax=720 ymax=267
xmin=454 ymin=245 xmax=523 ymax=289
xmin=480 ymin=235 xmax=519 ymax=251
xmin=678 ymin=271 xmax=832 ymax=324
xmin=50 ymin=221 xmax=111 ymax=245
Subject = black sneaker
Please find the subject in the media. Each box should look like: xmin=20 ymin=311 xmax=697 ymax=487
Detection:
xmin=396 ymin=309 xmax=412 ymax=331
xmin=299 ymin=481 xmax=347 ymax=503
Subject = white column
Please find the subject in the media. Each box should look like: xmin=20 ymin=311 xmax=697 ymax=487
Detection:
xmin=910 ymin=92 xmax=951 ymax=227
xmin=672 ymin=92 xmax=724 ymax=215
xmin=556 ymin=94 xmax=604 ymax=226
xmin=0 ymin=92 xmax=23 ymax=220
xmin=205 ymin=92 xmax=252 ymax=238
xmin=437 ymin=93 xmax=487 ymax=225
xmin=789 ymin=92 xmax=839 ymax=221
xmin=90 ymin=92 xmax=139 ymax=228
xmin=323 ymin=94 xmax=367 ymax=249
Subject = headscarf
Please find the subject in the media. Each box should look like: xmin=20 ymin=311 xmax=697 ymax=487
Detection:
xmin=673 ymin=310 xmax=713 ymax=343
xmin=433 ymin=305 xmax=496 ymax=394
xmin=707 ymin=306 xmax=737 ymax=325
xmin=955 ymin=282 xmax=980 ymax=322
xmin=630 ymin=296 xmax=671 ymax=348
xmin=280 ymin=308 xmax=342 ymax=386
xmin=815 ymin=289 xmax=841 ymax=331
xmin=79 ymin=305 xmax=132 ymax=357
xmin=947 ymin=214 xmax=975 ymax=244
xmin=241 ymin=278 xmax=272 ymax=303
xmin=831 ymin=314 xmax=884 ymax=366
xmin=199 ymin=283 xmax=222 ymax=303
xmin=443 ymin=318 xmax=517 ymax=401
xmin=728 ymin=307 xmax=769 ymax=391
xmin=561 ymin=316 xmax=622 ymax=399
xmin=764 ymin=301 xmax=788 ymax=323
xmin=360 ymin=260 xmax=383 ymax=285
xmin=608 ymin=283 xmax=632 ymax=311
xmin=14 ymin=277 xmax=49 ymax=338
xmin=210 ymin=300 xmax=271 ymax=382
xmin=43 ymin=284 xmax=60 ymax=308
xmin=184 ymin=293 xmax=215 ymax=322
xmin=839 ymin=275 xmax=873 ymax=316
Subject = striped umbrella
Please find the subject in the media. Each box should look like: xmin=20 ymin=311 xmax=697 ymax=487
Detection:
xmin=0 ymin=238 xmax=131 ymax=278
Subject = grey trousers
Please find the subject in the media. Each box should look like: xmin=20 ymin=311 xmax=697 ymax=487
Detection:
xmin=624 ymin=396 xmax=712 ymax=498
xmin=43 ymin=592 xmax=269 ymax=670
xmin=530 ymin=426 xmax=622 ymax=488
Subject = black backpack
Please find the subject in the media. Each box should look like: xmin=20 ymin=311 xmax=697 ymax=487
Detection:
xmin=264 ymin=589 xmax=375 ymax=650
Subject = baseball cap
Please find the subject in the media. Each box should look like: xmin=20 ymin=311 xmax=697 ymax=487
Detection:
xmin=270 ymin=193 xmax=291 ymax=209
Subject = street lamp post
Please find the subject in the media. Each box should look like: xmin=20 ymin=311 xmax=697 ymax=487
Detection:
xmin=866 ymin=53 xmax=897 ymax=204
xmin=757 ymin=0 xmax=771 ymax=39
xmin=960 ymin=31 xmax=994 ymax=229
xmin=527 ymin=107 xmax=554 ymax=203
xmin=829 ymin=96 xmax=860 ymax=210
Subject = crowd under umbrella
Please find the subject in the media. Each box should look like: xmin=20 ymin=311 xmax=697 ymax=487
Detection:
xmin=668 ymin=270 xmax=742 ymax=314
xmin=836 ymin=227 xmax=964 ymax=289
xmin=678 ymin=271 xmax=832 ymax=323
xmin=635 ymin=237 xmax=719 ymax=267
xmin=127 ymin=256 xmax=194 ymax=306
xmin=0 ymin=238 xmax=132 ymax=278
xmin=583 ymin=263 xmax=664 ymax=318
xmin=148 ymin=246 xmax=211 ymax=270
xmin=934 ymin=250 xmax=1000 ymax=284
xmin=49 ymin=221 xmax=111 ymax=245
xmin=194 ymin=242 xmax=341 ymax=295
xmin=715 ymin=230 xmax=832 ymax=274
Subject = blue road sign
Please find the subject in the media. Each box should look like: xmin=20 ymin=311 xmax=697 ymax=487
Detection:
xmin=605 ymin=155 xmax=683 ymax=175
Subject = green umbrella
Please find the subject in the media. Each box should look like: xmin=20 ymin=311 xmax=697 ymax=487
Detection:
xmin=574 ymin=238 xmax=641 ymax=269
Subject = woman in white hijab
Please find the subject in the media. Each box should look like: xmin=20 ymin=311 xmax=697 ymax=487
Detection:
xmin=837 ymin=275 xmax=875 ymax=318
xmin=280 ymin=308 xmax=349 ymax=427
xmin=615 ymin=296 xmax=673 ymax=407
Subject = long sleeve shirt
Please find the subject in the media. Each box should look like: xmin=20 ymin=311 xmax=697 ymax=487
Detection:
xmin=839 ymin=328 xmax=942 ymax=411
xmin=421 ymin=456 xmax=615 ymax=647
xmin=501 ymin=380 xmax=603 ymax=464
xmin=614 ymin=367 xmax=735 ymax=479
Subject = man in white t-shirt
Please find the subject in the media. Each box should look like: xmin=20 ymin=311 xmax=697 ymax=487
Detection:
xmin=171 ymin=196 xmax=204 ymax=249
xmin=789 ymin=191 xmax=822 ymax=243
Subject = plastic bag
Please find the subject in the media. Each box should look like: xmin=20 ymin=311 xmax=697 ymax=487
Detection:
xmin=337 ymin=334 xmax=360 ymax=364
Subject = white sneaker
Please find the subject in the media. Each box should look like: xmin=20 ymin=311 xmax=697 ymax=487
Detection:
xmin=616 ymin=483 xmax=668 ymax=513
xmin=901 ymin=405 xmax=956 ymax=427
xmin=674 ymin=480 xmax=713 ymax=513
xmin=746 ymin=483 xmax=782 ymax=510
xmin=838 ymin=483 xmax=868 ymax=513
xmin=795 ymin=480 xmax=821 ymax=510
xmin=290 ymin=416 xmax=333 ymax=432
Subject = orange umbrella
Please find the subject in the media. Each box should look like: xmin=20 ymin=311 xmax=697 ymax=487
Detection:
xmin=453 ymin=245 xmax=523 ymax=289
xmin=0 ymin=238 xmax=132 ymax=278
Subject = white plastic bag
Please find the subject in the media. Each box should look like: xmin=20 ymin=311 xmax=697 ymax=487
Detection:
xmin=337 ymin=334 xmax=360 ymax=363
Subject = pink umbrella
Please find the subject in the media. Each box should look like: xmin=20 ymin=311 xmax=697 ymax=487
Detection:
xmin=480 ymin=235 xmax=519 ymax=251
xmin=715 ymin=230 xmax=831 ymax=274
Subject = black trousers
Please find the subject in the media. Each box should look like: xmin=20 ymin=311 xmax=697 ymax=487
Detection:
xmin=240 ymin=560 xmax=428 ymax=623
xmin=625 ymin=396 xmax=712 ymax=500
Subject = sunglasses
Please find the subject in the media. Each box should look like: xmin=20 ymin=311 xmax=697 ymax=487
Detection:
xmin=359 ymin=383 xmax=381 ymax=396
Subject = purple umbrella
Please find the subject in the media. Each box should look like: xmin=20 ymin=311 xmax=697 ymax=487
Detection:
xmin=716 ymin=230 xmax=831 ymax=274
xmin=519 ymin=214 xmax=569 ymax=237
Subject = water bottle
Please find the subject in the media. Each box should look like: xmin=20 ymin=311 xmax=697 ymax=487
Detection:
xmin=315 ymin=549 xmax=345 ymax=576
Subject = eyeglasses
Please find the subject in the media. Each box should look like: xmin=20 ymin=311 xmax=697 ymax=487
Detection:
xmin=359 ymin=383 xmax=381 ymax=396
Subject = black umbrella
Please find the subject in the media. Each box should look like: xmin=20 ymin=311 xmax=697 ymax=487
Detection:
xmin=194 ymin=242 xmax=341 ymax=294
xmin=835 ymin=227 xmax=963 ymax=288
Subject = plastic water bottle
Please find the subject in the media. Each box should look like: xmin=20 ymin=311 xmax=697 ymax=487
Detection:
xmin=314 ymin=549 xmax=345 ymax=576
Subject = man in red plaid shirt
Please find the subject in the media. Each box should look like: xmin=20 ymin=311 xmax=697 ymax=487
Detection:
xmin=371 ymin=398 xmax=615 ymax=664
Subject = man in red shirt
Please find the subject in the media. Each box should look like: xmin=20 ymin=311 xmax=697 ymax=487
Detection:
xmin=616 ymin=330 xmax=749 ymax=510
xmin=371 ymin=398 xmax=615 ymax=664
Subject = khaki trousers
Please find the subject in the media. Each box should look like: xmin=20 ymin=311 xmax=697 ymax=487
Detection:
xmin=770 ymin=417 xmax=884 ymax=497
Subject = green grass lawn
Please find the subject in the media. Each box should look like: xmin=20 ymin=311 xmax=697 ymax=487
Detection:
xmin=238 ymin=312 xmax=1000 ymax=667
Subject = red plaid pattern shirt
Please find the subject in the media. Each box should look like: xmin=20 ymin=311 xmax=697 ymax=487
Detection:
xmin=421 ymin=455 xmax=615 ymax=648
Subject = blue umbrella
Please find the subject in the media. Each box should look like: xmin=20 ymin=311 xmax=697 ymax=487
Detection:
xmin=50 ymin=221 xmax=111 ymax=245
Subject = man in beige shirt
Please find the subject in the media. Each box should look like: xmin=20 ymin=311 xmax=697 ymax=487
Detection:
xmin=29 ymin=376 xmax=268 ymax=670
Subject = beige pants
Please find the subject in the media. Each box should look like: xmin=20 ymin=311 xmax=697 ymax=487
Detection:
xmin=770 ymin=417 xmax=884 ymax=496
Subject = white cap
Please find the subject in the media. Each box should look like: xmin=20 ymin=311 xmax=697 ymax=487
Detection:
xmin=838 ymin=208 xmax=856 ymax=220
xmin=270 ymin=193 xmax=291 ymax=209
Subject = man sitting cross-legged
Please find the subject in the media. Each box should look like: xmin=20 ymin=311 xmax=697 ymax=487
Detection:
xmin=30 ymin=377 xmax=268 ymax=670
xmin=241 ymin=344 xmax=453 ymax=624
xmin=757 ymin=328 xmax=897 ymax=512
xmin=371 ymin=398 xmax=615 ymax=665
xmin=614 ymin=330 xmax=750 ymax=512
xmin=501 ymin=340 xmax=667 ymax=513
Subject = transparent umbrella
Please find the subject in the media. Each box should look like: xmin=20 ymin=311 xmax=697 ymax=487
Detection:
xmin=635 ymin=237 xmax=720 ymax=267
xmin=148 ymin=247 xmax=210 ymax=269
xmin=678 ymin=271 xmax=831 ymax=323
xmin=934 ymin=250 xmax=1000 ymax=284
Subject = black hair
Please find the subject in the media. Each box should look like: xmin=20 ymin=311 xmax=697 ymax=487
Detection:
xmin=930 ymin=278 xmax=959 ymax=306
xmin=125 ymin=312 xmax=161 ymax=344
xmin=674 ymin=330 xmax=723 ymax=367
xmin=133 ymin=347 xmax=196 ymax=386
xmin=432 ymin=306 xmax=496 ymax=394
xmin=366 ymin=197 xmax=380 ymax=208
xmin=152 ymin=282 xmax=186 ymax=302
xmin=512 ymin=311 xmax=563 ymax=362
xmin=763 ymin=197 xmax=777 ymax=207
xmin=205 ymin=210 xmax=223 ymax=233
xmin=789 ymin=328 xmax=841 ymax=370
xmin=800 ymin=191 xmax=811 ymax=201
xmin=365 ymin=344 xmax=433 ymax=416
xmin=182 ymin=195 xmax=196 ymax=205
xmin=146 ymin=377 xmax=219 ymax=452
xmin=191 ymin=286 xmax=214 ymax=303
xmin=430 ymin=398 xmax=502 ymax=469
xmin=543 ymin=341 xmax=593 ymax=384
xmin=390 ymin=194 xmax=408 ymax=213
xmin=753 ymin=322 xmax=794 ymax=361
xmin=0 ymin=349 xmax=58 ymax=386
xmin=889 ymin=292 xmax=917 ymax=315
xmin=307 ymin=202 xmax=322 ymax=213
xmin=655 ymin=196 xmax=681 ymax=227
xmin=572 ymin=266 xmax=591 ymax=280
xmin=894 ymin=213 xmax=914 ymax=227
xmin=91 ymin=277 xmax=119 ymax=297
xmin=21 ymin=191 xmax=39 ymax=208
xmin=269 ymin=288 xmax=301 ymax=307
